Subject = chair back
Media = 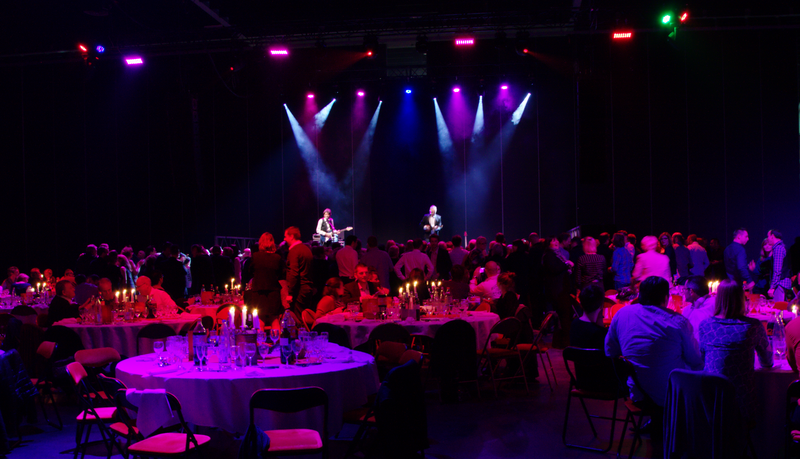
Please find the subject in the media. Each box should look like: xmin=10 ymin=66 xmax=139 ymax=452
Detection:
xmin=376 ymin=341 xmax=407 ymax=364
xmin=787 ymin=380 xmax=800 ymax=455
xmin=562 ymin=347 xmax=621 ymax=395
xmin=37 ymin=341 xmax=56 ymax=359
xmin=97 ymin=373 xmax=127 ymax=395
xmin=249 ymin=386 xmax=329 ymax=448
xmin=18 ymin=323 xmax=45 ymax=376
xmin=301 ymin=309 xmax=316 ymax=331
xmin=409 ymin=334 xmax=434 ymax=354
xmin=215 ymin=304 xmax=242 ymax=328
xmin=775 ymin=301 xmax=789 ymax=311
xmin=430 ymin=319 xmax=478 ymax=381
xmin=36 ymin=313 xmax=48 ymax=328
xmin=605 ymin=289 xmax=618 ymax=296
xmin=312 ymin=322 xmax=351 ymax=349
xmin=201 ymin=315 xmax=215 ymax=332
xmin=75 ymin=347 xmax=121 ymax=369
xmin=66 ymin=361 xmax=88 ymax=386
xmin=663 ymin=369 xmax=745 ymax=458
xmin=136 ymin=323 xmax=177 ymax=355
xmin=474 ymin=302 xmax=491 ymax=312
xmin=611 ymin=356 xmax=656 ymax=407
xmin=42 ymin=325 xmax=85 ymax=361
xmin=480 ymin=317 xmax=522 ymax=352
xmin=367 ymin=323 xmax=412 ymax=355
xmin=399 ymin=349 xmax=423 ymax=365
xmin=515 ymin=305 xmax=535 ymax=344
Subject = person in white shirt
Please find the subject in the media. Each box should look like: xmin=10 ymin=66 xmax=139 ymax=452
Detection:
xmin=679 ymin=276 xmax=714 ymax=342
xmin=606 ymin=276 xmax=703 ymax=458
xmin=469 ymin=261 xmax=502 ymax=300
xmin=335 ymin=235 xmax=359 ymax=283
xmin=686 ymin=234 xmax=710 ymax=276
xmin=135 ymin=274 xmax=177 ymax=309
xmin=394 ymin=239 xmax=434 ymax=280
xmin=449 ymin=235 xmax=469 ymax=266
xmin=632 ymin=235 xmax=672 ymax=283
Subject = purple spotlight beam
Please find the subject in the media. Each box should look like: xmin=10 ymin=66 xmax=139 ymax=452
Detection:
xmin=125 ymin=57 xmax=143 ymax=65
xmin=357 ymin=91 xmax=365 ymax=97
xmin=501 ymin=85 xmax=509 ymax=90
xmin=453 ymin=87 xmax=460 ymax=93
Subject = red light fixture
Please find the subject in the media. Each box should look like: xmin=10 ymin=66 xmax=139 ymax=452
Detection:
xmin=522 ymin=48 xmax=529 ymax=54
xmin=612 ymin=32 xmax=633 ymax=39
xmin=367 ymin=50 xmax=373 ymax=56
xmin=680 ymin=11 xmax=689 ymax=22
xmin=78 ymin=44 xmax=88 ymax=52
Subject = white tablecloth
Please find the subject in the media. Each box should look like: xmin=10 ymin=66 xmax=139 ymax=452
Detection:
xmin=60 ymin=314 xmax=202 ymax=356
xmin=115 ymin=344 xmax=380 ymax=435
xmin=754 ymin=358 xmax=797 ymax=458
xmin=748 ymin=308 xmax=796 ymax=323
xmin=317 ymin=312 xmax=500 ymax=350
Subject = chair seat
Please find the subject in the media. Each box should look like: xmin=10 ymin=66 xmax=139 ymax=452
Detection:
xmin=478 ymin=348 xmax=518 ymax=358
xmin=264 ymin=428 xmax=323 ymax=452
xmin=624 ymin=399 xmax=644 ymax=414
xmin=110 ymin=422 xmax=139 ymax=436
xmin=570 ymin=389 xmax=618 ymax=401
xmin=30 ymin=378 xmax=38 ymax=385
xmin=89 ymin=390 xmax=110 ymax=400
xmin=128 ymin=432 xmax=210 ymax=455
xmin=76 ymin=407 xmax=117 ymax=421
xmin=517 ymin=343 xmax=548 ymax=353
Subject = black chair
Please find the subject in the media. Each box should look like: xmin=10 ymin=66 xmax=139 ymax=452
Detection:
xmin=32 ymin=341 xmax=63 ymax=430
xmin=517 ymin=311 xmax=557 ymax=391
xmin=17 ymin=323 xmax=45 ymax=377
xmin=477 ymin=317 xmax=528 ymax=397
xmin=10 ymin=305 xmax=37 ymax=319
xmin=124 ymin=392 xmax=210 ymax=458
xmin=248 ymin=387 xmax=328 ymax=458
xmin=366 ymin=323 xmax=412 ymax=356
xmin=97 ymin=374 xmax=140 ymax=459
xmin=200 ymin=315 xmax=214 ymax=332
xmin=561 ymin=347 xmax=627 ymax=453
xmin=136 ymin=323 xmax=177 ymax=355
xmin=430 ymin=319 xmax=479 ymax=400
xmin=312 ymin=322 xmax=351 ymax=349
xmin=374 ymin=359 xmax=428 ymax=458
xmin=66 ymin=362 xmax=116 ymax=459
xmin=42 ymin=325 xmax=85 ymax=362
xmin=612 ymin=356 xmax=658 ymax=459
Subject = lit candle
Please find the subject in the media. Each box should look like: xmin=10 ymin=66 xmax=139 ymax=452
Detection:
xmin=708 ymin=281 xmax=712 ymax=293
xmin=399 ymin=286 xmax=403 ymax=296
xmin=131 ymin=288 xmax=136 ymax=302
xmin=37 ymin=283 xmax=41 ymax=293
xmin=437 ymin=280 xmax=441 ymax=287
xmin=231 ymin=278 xmax=235 ymax=293
xmin=115 ymin=291 xmax=120 ymax=302
xmin=413 ymin=280 xmax=418 ymax=296
xmin=229 ymin=306 xmax=235 ymax=326
xmin=253 ymin=309 xmax=260 ymax=330
xmin=123 ymin=289 xmax=127 ymax=302
xmin=225 ymin=284 xmax=229 ymax=294
xmin=242 ymin=306 xmax=248 ymax=330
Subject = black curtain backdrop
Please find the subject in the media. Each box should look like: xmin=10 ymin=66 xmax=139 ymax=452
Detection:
xmin=0 ymin=30 xmax=798 ymax=275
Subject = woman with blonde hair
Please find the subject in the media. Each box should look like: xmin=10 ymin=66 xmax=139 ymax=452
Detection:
xmin=698 ymin=279 xmax=772 ymax=422
xmin=246 ymin=232 xmax=285 ymax=329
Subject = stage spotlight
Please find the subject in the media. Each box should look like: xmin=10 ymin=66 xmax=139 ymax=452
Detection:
xmin=680 ymin=11 xmax=689 ymax=22
xmin=125 ymin=57 xmax=144 ymax=65
xmin=95 ymin=45 xmax=105 ymax=53
xmin=269 ymin=45 xmax=289 ymax=56
xmin=415 ymin=35 xmax=429 ymax=55
xmin=661 ymin=13 xmax=673 ymax=25
xmin=307 ymin=93 xmax=315 ymax=99
xmin=405 ymin=89 xmax=412 ymax=94
xmin=78 ymin=44 xmax=88 ymax=53
xmin=357 ymin=90 xmax=365 ymax=97
xmin=515 ymin=31 xmax=531 ymax=56
xmin=500 ymin=84 xmax=508 ymax=90
xmin=511 ymin=93 xmax=531 ymax=125
xmin=453 ymin=87 xmax=460 ymax=93
xmin=363 ymin=35 xmax=379 ymax=57
xmin=455 ymin=37 xmax=475 ymax=46
xmin=612 ymin=32 xmax=633 ymax=39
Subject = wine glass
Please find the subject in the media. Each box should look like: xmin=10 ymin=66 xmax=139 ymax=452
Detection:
xmin=292 ymin=339 xmax=303 ymax=364
xmin=153 ymin=341 xmax=165 ymax=366
xmin=245 ymin=343 xmax=256 ymax=367
xmin=269 ymin=328 xmax=280 ymax=351
xmin=258 ymin=343 xmax=270 ymax=366
xmin=237 ymin=344 xmax=247 ymax=369
xmin=194 ymin=345 xmax=206 ymax=371
xmin=257 ymin=330 xmax=266 ymax=345
xmin=281 ymin=343 xmax=293 ymax=369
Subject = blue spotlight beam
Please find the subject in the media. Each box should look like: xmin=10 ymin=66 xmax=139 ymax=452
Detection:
xmin=471 ymin=96 xmax=484 ymax=143
xmin=433 ymin=99 xmax=455 ymax=158
xmin=314 ymin=98 xmax=336 ymax=130
xmin=284 ymin=104 xmax=341 ymax=205
xmin=355 ymin=101 xmax=382 ymax=163
xmin=511 ymin=93 xmax=531 ymax=125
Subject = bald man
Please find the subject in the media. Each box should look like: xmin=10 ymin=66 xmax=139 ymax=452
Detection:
xmin=469 ymin=261 xmax=502 ymax=300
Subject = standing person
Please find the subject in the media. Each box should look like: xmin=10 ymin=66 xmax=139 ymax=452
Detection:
xmin=161 ymin=244 xmax=188 ymax=302
xmin=394 ymin=239 xmax=434 ymax=281
xmin=751 ymin=238 xmax=773 ymax=295
xmin=189 ymin=244 xmax=214 ymax=294
xmin=766 ymin=229 xmax=792 ymax=301
xmin=632 ymin=236 xmax=672 ymax=284
xmin=699 ymin=279 xmax=772 ymax=422
xmin=605 ymin=276 xmax=704 ymax=458
xmin=247 ymin=232 xmax=285 ymax=329
xmin=495 ymin=272 xmax=519 ymax=320
xmin=210 ymin=245 xmax=234 ymax=293
xmin=575 ymin=237 xmax=606 ymax=290
xmin=419 ymin=205 xmax=443 ymax=242
xmin=360 ymin=236 xmax=393 ymax=290
xmin=672 ymin=233 xmax=692 ymax=283
xmin=686 ymin=234 xmax=710 ymax=277
xmin=335 ymin=235 xmax=360 ymax=284
xmin=449 ymin=235 xmax=469 ymax=266
xmin=316 ymin=208 xmax=338 ymax=245
xmin=542 ymin=237 xmax=574 ymax=348
xmin=658 ymin=232 xmax=677 ymax=277
xmin=283 ymin=227 xmax=314 ymax=320
xmin=75 ymin=245 xmax=97 ymax=276
xmin=427 ymin=234 xmax=453 ymax=280
xmin=723 ymin=228 xmax=755 ymax=290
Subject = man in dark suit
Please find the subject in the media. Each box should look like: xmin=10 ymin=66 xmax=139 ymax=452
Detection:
xmin=161 ymin=244 xmax=188 ymax=301
xmin=75 ymin=244 xmax=97 ymax=276
xmin=89 ymin=247 xmax=109 ymax=277
xmin=48 ymin=279 xmax=92 ymax=326
xmin=342 ymin=263 xmax=378 ymax=303
xmin=427 ymin=234 xmax=453 ymax=280
xmin=189 ymin=244 xmax=214 ymax=294
xmin=210 ymin=245 xmax=234 ymax=292
xmin=419 ymin=205 xmax=443 ymax=242
xmin=284 ymin=227 xmax=315 ymax=318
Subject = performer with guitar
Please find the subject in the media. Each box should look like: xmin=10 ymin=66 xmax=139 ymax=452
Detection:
xmin=315 ymin=208 xmax=352 ymax=244
xmin=420 ymin=205 xmax=443 ymax=242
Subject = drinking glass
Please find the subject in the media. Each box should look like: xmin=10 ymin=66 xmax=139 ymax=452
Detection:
xmin=194 ymin=345 xmax=205 ymax=371
xmin=281 ymin=343 xmax=293 ymax=369
xmin=257 ymin=330 xmax=267 ymax=345
xmin=258 ymin=344 xmax=270 ymax=365
xmin=245 ymin=343 xmax=256 ymax=367
xmin=292 ymin=339 xmax=303 ymax=364
xmin=153 ymin=341 xmax=165 ymax=366
xmin=237 ymin=344 xmax=247 ymax=369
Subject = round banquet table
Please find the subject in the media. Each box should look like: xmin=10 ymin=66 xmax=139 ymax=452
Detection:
xmin=115 ymin=344 xmax=380 ymax=435
xmin=316 ymin=311 xmax=500 ymax=350
xmin=58 ymin=314 xmax=202 ymax=357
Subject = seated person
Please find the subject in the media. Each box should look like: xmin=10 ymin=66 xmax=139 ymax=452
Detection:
xmin=469 ymin=261 xmax=501 ymax=300
xmin=606 ymin=276 xmax=703 ymax=457
xmin=571 ymin=283 xmax=608 ymax=349
xmin=367 ymin=266 xmax=390 ymax=296
xmin=48 ymin=279 xmax=93 ymax=326
xmin=441 ymin=264 xmax=470 ymax=300
xmin=342 ymin=263 xmax=378 ymax=304
xmin=495 ymin=272 xmax=520 ymax=319
xmin=74 ymin=274 xmax=99 ymax=305
xmin=135 ymin=272 xmax=177 ymax=308
xmin=12 ymin=273 xmax=31 ymax=295
xmin=680 ymin=275 xmax=714 ymax=342
xmin=316 ymin=277 xmax=345 ymax=319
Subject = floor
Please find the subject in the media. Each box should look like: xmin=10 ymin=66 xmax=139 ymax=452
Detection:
xmin=9 ymin=347 xmax=655 ymax=459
